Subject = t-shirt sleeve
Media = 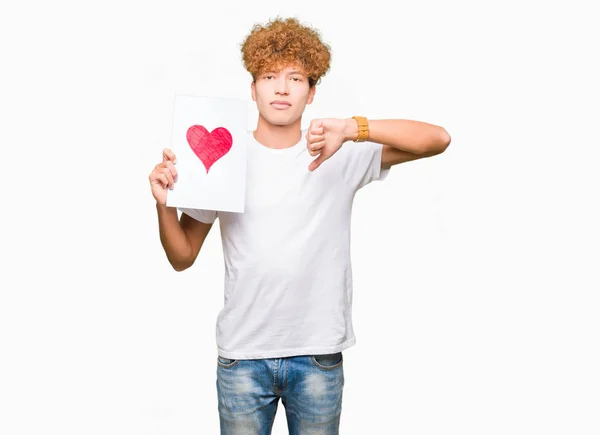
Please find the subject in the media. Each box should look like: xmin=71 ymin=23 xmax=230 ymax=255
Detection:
xmin=337 ymin=140 xmax=391 ymax=191
xmin=177 ymin=208 xmax=218 ymax=224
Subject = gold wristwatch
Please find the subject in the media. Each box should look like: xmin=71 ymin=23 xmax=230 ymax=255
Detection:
xmin=352 ymin=116 xmax=369 ymax=142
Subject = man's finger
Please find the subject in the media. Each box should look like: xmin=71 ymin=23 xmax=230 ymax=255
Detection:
xmin=308 ymin=134 xmax=325 ymax=144
xmin=309 ymin=154 xmax=328 ymax=171
xmin=309 ymin=140 xmax=325 ymax=151
xmin=163 ymin=148 xmax=177 ymax=163
xmin=165 ymin=160 xmax=178 ymax=182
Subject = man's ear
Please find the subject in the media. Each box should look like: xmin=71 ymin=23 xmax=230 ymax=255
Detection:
xmin=251 ymin=81 xmax=256 ymax=102
xmin=307 ymin=86 xmax=316 ymax=104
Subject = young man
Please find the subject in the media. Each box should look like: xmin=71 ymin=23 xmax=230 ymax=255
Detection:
xmin=149 ymin=16 xmax=450 ymax=435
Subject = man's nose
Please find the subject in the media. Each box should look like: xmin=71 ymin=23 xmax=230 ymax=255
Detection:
xmin=274 ymin=77 xmax=289 ymax=95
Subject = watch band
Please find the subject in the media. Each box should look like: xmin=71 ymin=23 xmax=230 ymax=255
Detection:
xmin=352 ymin=116 xmax=369 ymax=142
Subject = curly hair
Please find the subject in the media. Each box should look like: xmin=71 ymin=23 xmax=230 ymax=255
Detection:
xmin=240 ymin=16 xmax=332 ymax=88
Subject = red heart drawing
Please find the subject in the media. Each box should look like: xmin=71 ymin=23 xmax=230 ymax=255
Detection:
xmin=186 ymin=125 xmax=233 ymax=173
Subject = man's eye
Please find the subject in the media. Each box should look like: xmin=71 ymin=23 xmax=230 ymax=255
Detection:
xmin=265 ymin=75 xmax=273 ymax=79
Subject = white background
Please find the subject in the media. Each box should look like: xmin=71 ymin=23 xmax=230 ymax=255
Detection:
xmin=1 ymin=0 xmax=599 ymax=434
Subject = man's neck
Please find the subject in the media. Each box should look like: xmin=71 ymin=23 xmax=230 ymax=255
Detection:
xmin=253 ymin=116 xmax=302 ymax=150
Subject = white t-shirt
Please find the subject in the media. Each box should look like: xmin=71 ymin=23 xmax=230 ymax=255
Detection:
xmin=179 ymin=128 xmax=390 ymax=359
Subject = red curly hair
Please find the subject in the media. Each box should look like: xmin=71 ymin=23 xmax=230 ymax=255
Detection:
xmin=240 ymin=16 xmax=332 ymax=89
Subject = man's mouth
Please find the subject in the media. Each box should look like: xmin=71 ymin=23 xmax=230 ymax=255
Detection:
xmin=271 ymin=101 xmax=291 ymax=109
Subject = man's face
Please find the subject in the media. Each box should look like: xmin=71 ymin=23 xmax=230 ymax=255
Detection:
xmin=251 ymin=64 xmax=316 ymax=126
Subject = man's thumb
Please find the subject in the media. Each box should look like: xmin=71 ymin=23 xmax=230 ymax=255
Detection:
xmin=309 ymin=155 xmax=326 ymax=172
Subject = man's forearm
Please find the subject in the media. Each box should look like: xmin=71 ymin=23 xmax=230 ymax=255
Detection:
xmin=343 ymin=118 xmax=450 ymax=155
xmin=156 ymin=203 xmax=193 ymax=271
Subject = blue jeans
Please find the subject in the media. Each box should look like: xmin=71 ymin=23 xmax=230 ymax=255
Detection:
xmin=216 ymin=352 xmax=345 ymax=434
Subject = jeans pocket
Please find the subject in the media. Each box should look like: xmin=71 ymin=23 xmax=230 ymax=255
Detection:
xmin=310 ymin=351 xmax=343 ymax=369
xmin=217 ymin=355 xmax=239 ymax=368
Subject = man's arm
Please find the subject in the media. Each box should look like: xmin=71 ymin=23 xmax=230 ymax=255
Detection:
xmin=343 ymin=118 xmax=451 ymax=168
xmin=156 ymin=204 xmax=213 ymax=271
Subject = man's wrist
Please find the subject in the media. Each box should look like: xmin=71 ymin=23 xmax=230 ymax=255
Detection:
xmin=157 ymin=202 xmax=177 ymax=213
xmin=343 ymin=118 xmax=359 ymax=142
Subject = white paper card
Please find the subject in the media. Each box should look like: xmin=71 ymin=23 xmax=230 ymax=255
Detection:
xmin=166 ymin=94 xmax=247 ymax=212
